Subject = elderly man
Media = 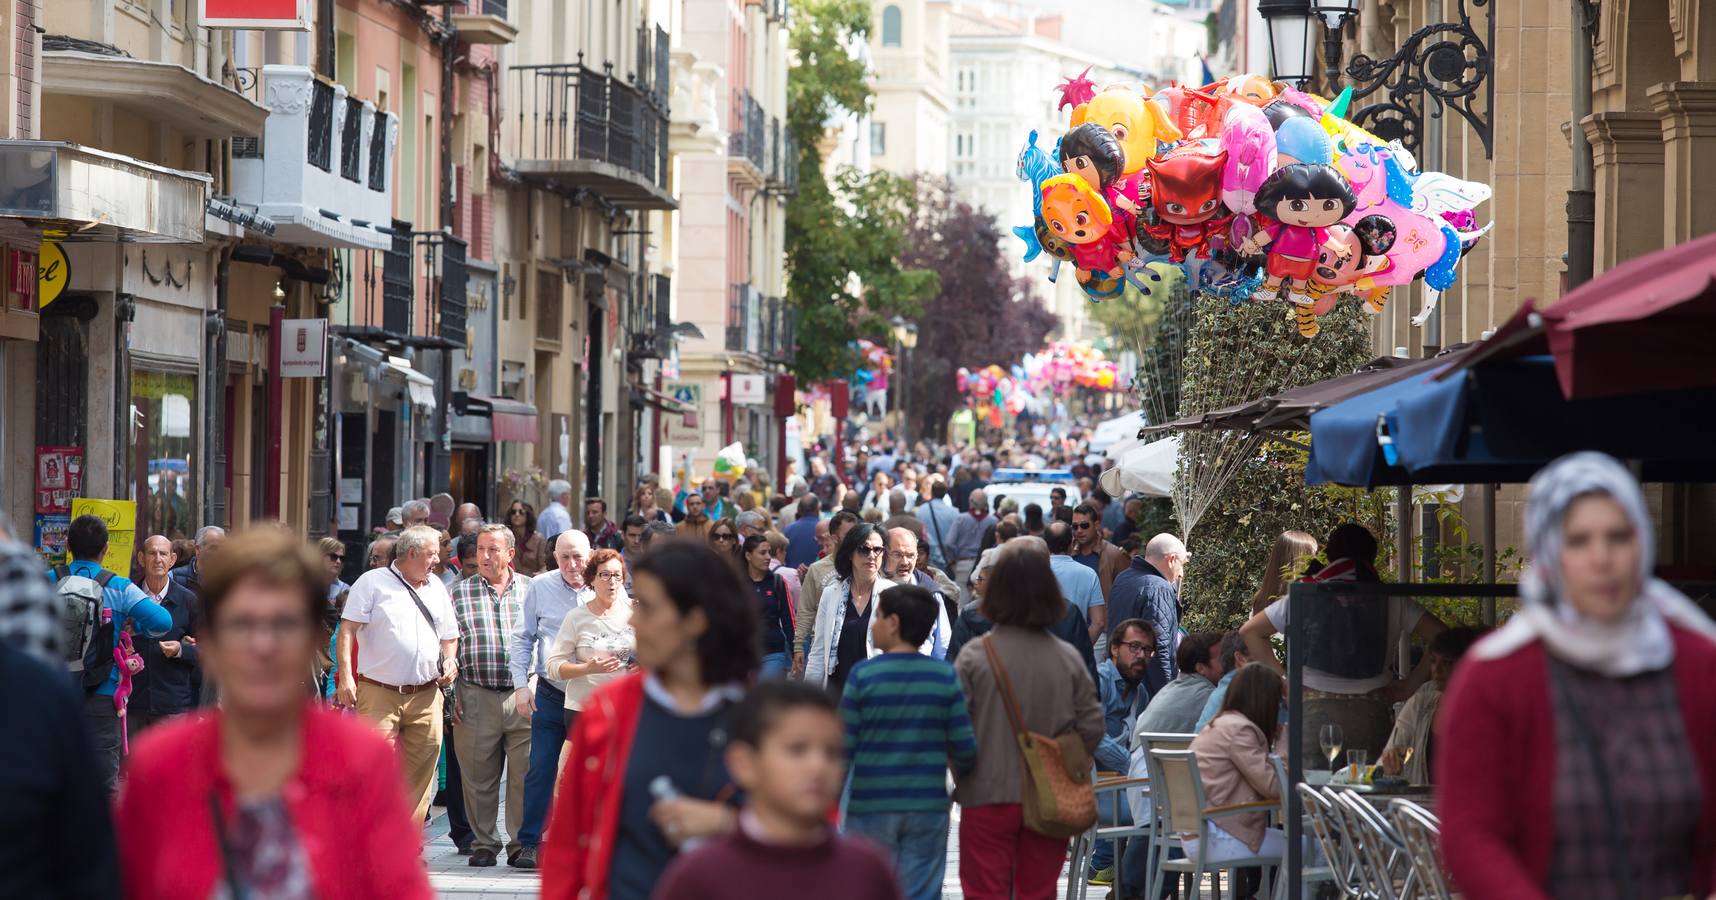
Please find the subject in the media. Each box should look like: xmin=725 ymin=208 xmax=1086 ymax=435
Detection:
xmin=168 ymin=525 xmax=225 ymax=592
xmin=1108 ymin=533 xmax=1189 ymax=694
xmin=537 ymin=479 xmax=574 ymax=545
xmin=450 ymin=524 xmax=533 ymax=868
xmin=401 ymin=498 xmax=432 ymax=529
xmin=508 ymin=530 xmax=592 ymax=860
xmin=336 ymin=525 xmax=460 ymax=825
xmin=944 ymin=488 xmax=994 ymax=600
xmin=791 ymin=509 xmax=860 ymax=675
xmin=676 ymin=490 xmax=714 ymax=540
xmin=455 ymin=502 xmax=483 ymax=529
xmin=884 ymin=526 xmax=953 ymax=657
xmin=127 ymin=534 xmax=202 ymax=735
xmin=367 ymin=535 xmax=397 ymax=570
xmin=735 ymin=510 xmax=767 ymax=541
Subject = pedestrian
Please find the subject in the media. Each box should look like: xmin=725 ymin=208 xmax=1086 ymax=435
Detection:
xmin=707 ymin=517 xmax=742 ymax=564
xmin=0 ymin=527 xmax=61 ymax=667
xmin=741 ymin=535 xmax=795 ymax=678
xmin=653 ymin=681 xmax=903 ymax=900
xmin=841 ymin=585 xmax=977 ymax=900
xmin=783 ymin=495 xmax=823 ymax=568
xmin=402 ymin=498 xmax=432 ymax=528
xmin=1046 ymin=521 xmax=1107 ymax=654
xmin=762 ymin=530 xmax=801 ymax=610
xmin=944 ymin=488 xmax=995 ymax=602
xmin=52 ymin=514 xmax=172 ymax=792
xmin=914 ymin=478 xmax=958 ymax=571
xmin=367 ymin=534 xmax=397 ymax=569
xmin=803 ymin=524 xmax=898 ymax=691
xmin=1185 ymin=663 xmax=1288 ymax=870
xmin=791 ymin=509 xmax=861 ymax=675
xmin=1108 ymin=533 xmax=1189 ymax=695
xmin=115 ymin=528 xmax=433 ymax=900
xmin=641 ymin=520 xmax=677 ymax=554
xmin=436 ymin=529 xmax=460 ymax=589
xmin=808 ymin=455 xmax=842 ymax=509
xmin=127 ymin=534 xmax=202 ymax=735
xmin=1111 ymin=497 xmax=1144 ymax=546
xmin=1021 ymin=503 xmax=1045 ymax=538
xmin=318 ymin=536 xmax=351 ymax=601
xmin=546 ymin=548 xmax=635 ymax=723
xmin=947 ymin=536 xmax=1098 ymax=685
xmin=1069 ymin=503 xmax=1130 ymax=607
xmin=504 ymin=500 xmax=548 ymax=576
xmin=334 ymin=524 xmax=460 ymax=826
xmin=168 ymin=524 xmax=225 ymax=592
xmin=677 ymin=490 xmax=714 ymax=541
xmin=735 ymin=510 xmax=768 ymax=540
xmin=540 ymin=540 xmax=758 ymax=900
xmin=1248 ymin=529 xmax=1318 ymax=615
xmin=620 ymin=513 xmax=649 ymax=575
xmin=538 ymin=479 xmax=575 ymax=545
xmin=952 ymin=539 xmax=1104 ymax=899
xmin=585 ymin=497 xmax=624 ymax=551
xmin=884 ymin=526 xmax=954 ymax=656
xmin=456 ymin=533 xmax=480 ymax=580
xmin=382 ymin=506 xmax=405 ymax=533
xmin=508 ymin=529 xmax=593 ymax=858
xmin=1088 ymin=618 xmax=1157 ymax=892
xmin=1439 ymin=453 xmax=1716 ymax=900
xmin=449 ymin=524 xmax=534 ymax=868
xmin=632 ymin=484 xmax=672 ymax=525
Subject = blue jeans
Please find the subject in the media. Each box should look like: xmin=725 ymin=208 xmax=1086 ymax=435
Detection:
xmin=760 ymin=651 xmax=790 ymax=679
xmin=844 ymin=809 xmax=950 ymax=900
xmin=518 ymin=680 xmax=568 ymax=848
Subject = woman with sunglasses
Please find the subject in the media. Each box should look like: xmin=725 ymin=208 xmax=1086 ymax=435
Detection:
xmin=505 ymin=501 xmax=548 ymax=576
xmin=803 ymin=523 xmax=898 ymax=692
xmin=546 ymin=549 xmax=634 ymax=725
xmin=707 ymin=519 xmax=742 ymax=566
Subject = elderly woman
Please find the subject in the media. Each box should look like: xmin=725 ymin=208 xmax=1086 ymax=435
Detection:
xmin=114 ymin=529 xmax=432 ymax=899
xmin=504 ymin=501 xmax=548 ymax=576
xmin=545 ymin=549 xmax=634 ymax=722
xmin=1438 ymin=453 xmax=1716 ymax=900
xmin=803 ymin=523 xmax=897 ymax=691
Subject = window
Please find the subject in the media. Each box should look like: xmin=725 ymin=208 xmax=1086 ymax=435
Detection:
xmin=955 ymin=131 xmax=974 ymax=159
xmin=130 ymin=370 xmax=198 ymax=541
xmin=957 ymin=67 xmax=975 ymax=93
xmin=881 ymin=4 xmax=902 ymax=47
xmin=870 ymin=122 xmax=887 ymax=156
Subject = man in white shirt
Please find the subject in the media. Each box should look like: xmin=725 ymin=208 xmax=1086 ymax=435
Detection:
xmin=536 ymin=480 xmax=574 ymax=545
xmin=336 ymin=524 xmax=460 ymax=825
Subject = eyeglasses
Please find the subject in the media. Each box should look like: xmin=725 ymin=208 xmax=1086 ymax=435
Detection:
xmin=213 ymin=615 xmax=313 ymax=642
xmin=328 ymin=554 xmax=345 ymax=562
xmin=857 ymin=545 xmax=886 ymax=557
xmin=1071 ymin=522 xmax=1093 ymax=531
xmin=712 ymin=532 xmax=736 ymax=542
xmin=596 ymin=571 xmax=626 ymax=581
xmin=1116 ymin=640 xmax=1156 ymax=655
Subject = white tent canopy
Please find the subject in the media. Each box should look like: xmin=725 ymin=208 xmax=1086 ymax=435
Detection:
xmin=1088 ymin=412 xmax=1145 ymax=454
xmin=1099 ymin=434 xmax=1179 ymax=499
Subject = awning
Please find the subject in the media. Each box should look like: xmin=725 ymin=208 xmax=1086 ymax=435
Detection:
xmin=634 ymin=387 xmax=691 ymax=414
xmin=0 ymin=141 xmax=209 ymax=243
xmin=1088 ymin=412 xmax=1146 ymax=453
xmin=1098 ymin=434 xmax=1179 ymax=499
xmin=381 ymin=359 xmax=436 ymax=409
xmin=460 ymin=394 xmax=538 ymax=443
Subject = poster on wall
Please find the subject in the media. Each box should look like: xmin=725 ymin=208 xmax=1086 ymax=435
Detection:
xmin=35 ymin=445 xmax=84 ymax=514
xmin=34 ymin=514 xmax=69 ymax=566
xmin=663 ymin=381 xmax=703 ymax=447
xmin=69 ymin=498 xmax=136 ymax=575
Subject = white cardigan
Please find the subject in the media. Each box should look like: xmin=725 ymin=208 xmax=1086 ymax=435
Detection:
xmin=803 ymin=576 xmax=951 ymax=687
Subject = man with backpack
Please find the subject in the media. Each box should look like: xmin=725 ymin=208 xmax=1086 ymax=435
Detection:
xmin=51 ymin=514 xmax=172 ymax=793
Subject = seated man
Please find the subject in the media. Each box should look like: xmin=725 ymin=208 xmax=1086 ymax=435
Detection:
xmin=1090 ymin=620 xmax=1156 ymax=891
xmin=1380 ymin=626 xmax=1485 ymax=784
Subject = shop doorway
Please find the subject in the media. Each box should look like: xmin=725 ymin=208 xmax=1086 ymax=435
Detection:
xmin=449 ymin=443 xmax=491 ymax=518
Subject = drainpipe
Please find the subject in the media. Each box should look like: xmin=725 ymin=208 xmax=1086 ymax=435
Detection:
xmin=1566 ymin=0 xmax=1597 ymax=291
xmin=428 ymin=4 xmax=458 ymax=496
xmin=206 ymin=249 xmax=230 ymax=527
xmin=266 ymin=303 xmax=284 ymax=519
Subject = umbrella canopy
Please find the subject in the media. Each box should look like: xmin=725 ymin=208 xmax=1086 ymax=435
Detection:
xmin=1099 ymin=435 xmax=1180 ymax=499
xmin=1089 ymin=412 xmax=1147 ymax=453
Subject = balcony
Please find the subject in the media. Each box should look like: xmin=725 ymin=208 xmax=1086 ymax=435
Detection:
xmin=535 ymin=268 xmax=564 ymax=346
xmin=627 ymin=273 xmax=672 ymax=360
xmin=726 ymin=282 xmax=760 ymax=354
xmin=727 ymin=90 xmax=766 ymax=186
xmin=43 ymin=46 xmax=267 ymax=140
xmin=453 ymin=0 xmax=517 ymax=44
xmin=506 ymin=59 xmax=674 ymax=210
xmin=414 ymin=232 xmax=468 ymax=349
xmin=231 ymin=66 xmax=399 ymax=250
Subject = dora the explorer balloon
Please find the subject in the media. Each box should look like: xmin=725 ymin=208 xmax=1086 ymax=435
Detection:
xmin=1039 ymin=173 xmax=1133 ymax=286
xmin=1068 ymin=85 xmax=1183 ymax=214
xmin=1239 ymin=163 xmax=1357 ymax=306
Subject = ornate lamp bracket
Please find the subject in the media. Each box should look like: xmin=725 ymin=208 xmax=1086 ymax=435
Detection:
xmin=1343 ymin=0 xmax=1495 ymax=159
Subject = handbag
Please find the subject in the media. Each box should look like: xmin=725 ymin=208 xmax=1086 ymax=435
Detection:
xmin=983 ymin=635 xmax=1096 ymax=839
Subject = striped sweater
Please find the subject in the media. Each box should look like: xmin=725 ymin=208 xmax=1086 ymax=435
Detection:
xmin=840 ymin=652 xmax=979 ymax=815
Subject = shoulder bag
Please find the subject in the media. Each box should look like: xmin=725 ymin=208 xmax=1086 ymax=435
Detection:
xmin=983 ymin=635 xmax=1096 ymax=838
xmin=392 ymin=569 xmax=450 ymax=683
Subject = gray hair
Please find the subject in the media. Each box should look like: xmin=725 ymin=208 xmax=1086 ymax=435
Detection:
xmin=194 ymin=525 xmax=226 ymax=547
xmin=394 ymin=525 xmax=441 ymax=560
xmin=547 ymin=479 xmax=573 ymax=502
xmin=400 ymin=499 xmax=431 ymax=520
xmin=642 ymin=520 xmax=677 ymax=548
xmin=476 ymin=522 xmax=515 ymax=551
xmin=735 ymin=510 xmax=766 ymax=532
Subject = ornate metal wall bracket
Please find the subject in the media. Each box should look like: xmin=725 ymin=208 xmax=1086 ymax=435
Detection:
xmin=1343 ymin=0 xmax=1494 ymax=159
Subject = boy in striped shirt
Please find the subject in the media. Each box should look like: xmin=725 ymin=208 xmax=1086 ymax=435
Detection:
xmin=841 ymin=584 xmax=979 ymax=900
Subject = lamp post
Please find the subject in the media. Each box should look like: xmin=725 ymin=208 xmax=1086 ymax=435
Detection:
xmin=1257 ymin=0 xmax=1318 ymax=88
xmin=1311 ymin=0 xmax=1360 ymax=90
xmin=890 ymin=316 xmax=919 ymax=448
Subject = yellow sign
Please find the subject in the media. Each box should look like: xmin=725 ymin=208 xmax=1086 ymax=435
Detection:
xmin=69 ymin=498 xmax=136 ymax=574
xmin=38 ymin=241 xmax=68 ymax=308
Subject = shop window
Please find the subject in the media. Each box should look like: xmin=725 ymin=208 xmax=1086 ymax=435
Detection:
xmin=131 ymin=370 xmax=198 ymax=541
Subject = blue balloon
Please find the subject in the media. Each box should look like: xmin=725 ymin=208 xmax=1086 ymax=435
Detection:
xmin=1275 ymin=117 xmax=1333 ymax=165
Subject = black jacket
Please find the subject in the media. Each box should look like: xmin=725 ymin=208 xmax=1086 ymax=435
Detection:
xmin=131 ymin=578 xmax=202 ymax=715
xmin=947 ymin=601 xmax=1098 ymax=686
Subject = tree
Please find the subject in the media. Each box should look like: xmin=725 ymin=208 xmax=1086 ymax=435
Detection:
xmin=785 ymin=0 xmax=937 ymax=383
xmin=901 ymin=177 xmax=1059 ymax=440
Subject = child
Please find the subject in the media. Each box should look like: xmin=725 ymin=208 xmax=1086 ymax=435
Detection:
xmin=653 ymin=681 xmax=902 ymax=900
xmin=841 ymin=585 xmax=978 ymax=900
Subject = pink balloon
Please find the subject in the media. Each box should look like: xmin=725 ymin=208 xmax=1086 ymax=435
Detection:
xmin=1336 ymin=141 xmax=1446 ymax=288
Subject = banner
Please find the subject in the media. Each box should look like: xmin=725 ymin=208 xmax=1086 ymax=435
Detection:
xmin=198 ymin=0 xmax=311 ymax=30
xmin=70 ymin=498 xmax=137 ymax=574
xmin=35 ymin=445 xmax=84 ymax=514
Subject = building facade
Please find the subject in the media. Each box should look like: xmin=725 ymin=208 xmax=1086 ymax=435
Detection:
xmin=871 ymin=0 xmax=951 ymax=178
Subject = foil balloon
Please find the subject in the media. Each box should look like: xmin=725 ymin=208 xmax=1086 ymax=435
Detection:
xmin=1039 ymin=173 xmax=1133 ymax=288
xmin=1068 ymin=85 xmax=1184 ymax=210
xmin=1295 ymin=220 xmax=1396 ymax=336
xmin=1141 ymin=144 xmax=1232 ymax=263
xmin=1241 ymin=163 xmax=1358 ymax=307
xmin=1219 ymin=102 xmax=1276 ymax=215
xmin=1275 ymin=116 xmax=1334 ymax=165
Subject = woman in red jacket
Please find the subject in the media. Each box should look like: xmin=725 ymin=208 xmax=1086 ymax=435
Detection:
xmin=114 ymin=528 xmax=432 ymax=900
xmin=542 ymin=538 xmax=760 ymax=900
xmin=1437 ymin=452 xmax=1716 ymax=900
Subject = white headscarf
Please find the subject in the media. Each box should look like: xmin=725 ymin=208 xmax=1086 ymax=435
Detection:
xmin=1474 ymin=452 xmax=1716 ymax=676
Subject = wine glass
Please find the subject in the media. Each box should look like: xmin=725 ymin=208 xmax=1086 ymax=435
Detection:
xmin=1320 ymin=724 xmax=1344 ymax=773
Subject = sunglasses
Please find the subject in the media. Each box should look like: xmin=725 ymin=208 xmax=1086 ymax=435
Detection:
xmin=712 ymin=532 xmax=736 ymax=541
xmin=328 ymin=554 xmax=345 ymax=562
xmin=1072 ymin=522 xmax=1093 ymax=531
xmin=856 ymin=545 xmax=886 ymax=557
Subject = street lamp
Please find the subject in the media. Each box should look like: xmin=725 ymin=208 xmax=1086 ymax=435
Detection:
xmin=1311 ymin=0 xmax=1360 ymax=90
xmin=1258 ymin=0 xmax=1318 ymax=89
xmin=890 ymin=316 xmax=919 ymax=447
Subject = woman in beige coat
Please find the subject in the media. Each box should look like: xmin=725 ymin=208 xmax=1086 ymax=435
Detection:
xmin=1185 ymin=663 xmax=1287 ymax=863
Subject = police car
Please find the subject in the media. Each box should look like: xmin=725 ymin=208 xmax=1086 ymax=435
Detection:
xmin=984 ymin=468 xmax=1083 ymax=515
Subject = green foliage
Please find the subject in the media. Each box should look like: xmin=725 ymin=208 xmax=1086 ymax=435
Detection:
xmin=1173 ymin=294 xmax=1391 ymax=633
xmin=784 ymin=0 xmax=937 ymax=383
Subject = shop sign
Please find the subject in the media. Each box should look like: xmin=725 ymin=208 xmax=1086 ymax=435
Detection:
xmin=9 ymin=248 xmax=35 ymax=310
xmin=69 ymin=498 xmax=135 ymax=575
xmin=198 ymin=0 xmax=310 ymax=30
xmin=279 ymin=318 xmax=329 ymax=377
xmin=37 ymin=241 xmax=67 ymax=308
xmin=663 ymin=380 xmax=703 ymax=446
xmin=730 ymin=373 xmax=766 ymax=405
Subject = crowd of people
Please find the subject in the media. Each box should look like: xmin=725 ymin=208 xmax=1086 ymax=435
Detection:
xmin=2 ymin=436 xmax=1713 ymax=900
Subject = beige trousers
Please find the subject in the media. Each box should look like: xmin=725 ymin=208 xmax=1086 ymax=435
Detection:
xmin=453 ymin=682 xmax=532 ymax=854
xmin=356 ymin=680 xmax=444 ymax=827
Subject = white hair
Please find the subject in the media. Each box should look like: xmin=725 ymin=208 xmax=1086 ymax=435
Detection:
xmin=547 ymin=479 xmax=573 ymax=502
xmin=394 ymin=525 xmax=441 ymax=560
xmin=194 ymin=525 xmax=226 ymax=547
xmin=735 ymin=510 xmax=766 ymax=531
xmin=400 ymin=499 xmax=431 ymax=520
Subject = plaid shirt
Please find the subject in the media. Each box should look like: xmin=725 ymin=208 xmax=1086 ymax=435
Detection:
xmin=450 ymin=572 xmax=528 ymax=691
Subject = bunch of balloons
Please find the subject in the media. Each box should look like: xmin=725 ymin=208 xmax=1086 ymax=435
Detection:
xmin=849 ymin=339 xmax=893 ymax=391
xmin=1015 ymin=70 xmax=1492 ymax=336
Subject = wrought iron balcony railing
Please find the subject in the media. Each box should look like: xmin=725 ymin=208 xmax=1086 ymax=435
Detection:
xmin=507 ymin=58 xmax=672 ymax=208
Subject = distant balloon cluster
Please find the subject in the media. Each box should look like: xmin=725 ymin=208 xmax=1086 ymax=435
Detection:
xmin=1015 ymin=70 xmax=1492 ymax=335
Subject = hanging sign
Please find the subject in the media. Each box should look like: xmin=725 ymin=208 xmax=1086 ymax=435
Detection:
xmin=198 ymin=0 xmax=311 ymax=30
xmin=38 ymin=241 xmax=67 ymax=308
xmin=279 ymin=318 xmax=329 ymax=377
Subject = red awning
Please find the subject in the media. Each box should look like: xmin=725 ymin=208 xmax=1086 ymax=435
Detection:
xmin=472 ymin=395 xmax=538 ymax=443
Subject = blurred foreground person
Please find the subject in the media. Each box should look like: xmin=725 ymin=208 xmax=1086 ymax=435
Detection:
xmin=1439 ymin=453 xmax=1716 ymax=900
xmin=654 ymin=682 xmax=902 ymax=900
xmin=115 ymin=528 xmax=432 ymax=899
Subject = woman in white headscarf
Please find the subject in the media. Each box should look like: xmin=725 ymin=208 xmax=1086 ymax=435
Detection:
xmin=1438 ymin=452 xmax=1716 ymax=900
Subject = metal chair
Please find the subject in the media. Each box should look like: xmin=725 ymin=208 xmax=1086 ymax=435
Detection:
xmin=1271 ymin=757 xmax=1334 ymax=900
xmin=1297 ymin=784 xmax=1362 ymax=899
xmin=1068 ymin=773 xmax=1154 ymax=900
xmin=1330 ymin=789 xmax=1416 ymax=900
xmin=1388 ymin=800 xmax=1452 ymax=900
xmin=1135 ymin=733 xmax=1195 ymax=899
xmin=1151 ymin=748 xmax=1287 ymax=900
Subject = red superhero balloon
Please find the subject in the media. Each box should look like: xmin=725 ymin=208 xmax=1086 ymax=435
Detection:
xmin=1141 ymin=145 xmax=1233 ymax=263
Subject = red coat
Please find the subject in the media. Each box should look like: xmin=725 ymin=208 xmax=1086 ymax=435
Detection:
xmin=1435 ymin=623 xmax=1716 ymax=899
xmin=114 ymin=703 xmax=433 ymax=900
xmin=542 ymin=671 xmax=649 ymax=900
